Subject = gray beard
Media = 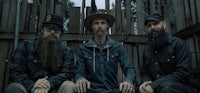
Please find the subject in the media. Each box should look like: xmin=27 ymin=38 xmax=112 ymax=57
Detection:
xmin=38 ymin=36 xmax=62 ymax=72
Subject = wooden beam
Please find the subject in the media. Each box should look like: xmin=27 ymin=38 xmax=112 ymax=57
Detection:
xmin=0 ymin=32 xmax=147 ymax=43
xmin=173 ymin=23 xmax=200 ymax=39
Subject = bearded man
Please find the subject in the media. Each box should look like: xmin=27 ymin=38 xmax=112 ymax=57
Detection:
xmin=4 ymin=14 xmax=75 ymax=93
xmin=139 ymin=13 xmax=197 ymax=93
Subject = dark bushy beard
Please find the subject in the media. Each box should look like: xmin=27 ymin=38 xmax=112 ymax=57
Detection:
xmin=38 ymin=35 xmax=62 ymax=72
xmin=147 ymin=27 xmax=169 ymax=51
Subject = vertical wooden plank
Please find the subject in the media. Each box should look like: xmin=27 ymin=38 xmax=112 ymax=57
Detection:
xmin=80 ymin=0 xmax=85 ymax=34
xmin=20 ymin=0 xmax=28 ymax=32
xmin=132 ymin=44 xmax=140 ymax=85
xmin=125 ymin=0 xmax=132 ymax=35
xmin=185 ymin=38 xmax=198 ymax=68
xmin=149 ymin=0 xmax=156 ymax=13
xmin=196 ymin=0 xmax=200 ymax=23
xmin=0 ymin=0 xmax=3 ymax=24
xmin=115 ymin=0 xmax=123 ymax=35
xmin=184 ymin=0 xmax=192 ymax=27
xmin=189 ymin=0 xmax=197 ymax=24
xmin=172 ymin=0 xmax=185 ymax=31
xmin=0 ymin=41 xmax=11 ymax=93
xmin=29 ymin=0 xmax=37 ymax=33
xmin=137 ymin=43 xmax=146 ymax=84
xmin=163 ymin=0 xmax=174 ymax=33
xmin=38 ymin=0 xmax=47 ymax=32
xmin=7 ymin=0 xmax=17 ymax=33
xmin=61 ymin=0 xmax=67 ymax=17
xmin=105 ymin=0 xmax=110 ymax=13
xmin=68 ymin=7 xmax=80 ymax=33
xmin=194 ymin=35 xmax=200 ymax=66
xmin=0 ymin=0 xmax=11 ymax=32
xmin=2 ymin=42 xmax=13 ymax=92
xmin=50 ymin=0 xmax=55 ymax=14
xmin=24 ymin=3 xmax=32 ymax=33
xmin=136 ymin=0 xmax=145 ymax=35
xmin=110 ymin=9 xmax=116 ymax=35
xmin=85 ymin=7 xmax=92 ymax=34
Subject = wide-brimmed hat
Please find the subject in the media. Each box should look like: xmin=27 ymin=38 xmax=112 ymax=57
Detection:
xmin=84 ymin=9 xmax=115 ymax=31
xmin=43 ymin=14 xmax=63 ymax=27
xmin=144 ymin=13 xmax=164 ymax=25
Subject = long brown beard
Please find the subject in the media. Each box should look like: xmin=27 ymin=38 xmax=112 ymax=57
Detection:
xmin=38 ymin=35 xmax=62 ymax=71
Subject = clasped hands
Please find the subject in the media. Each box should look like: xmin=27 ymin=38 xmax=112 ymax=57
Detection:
xmin=31 ymin=77 xmax=50 ymax=93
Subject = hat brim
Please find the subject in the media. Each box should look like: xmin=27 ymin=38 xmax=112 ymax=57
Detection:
xmin=43 ymin=22 xmax=63 ymax=28
xmin=84 ymin=14 xmax=115 ymax=31
xmin=144 ymin=18 xmax=161 ymax=25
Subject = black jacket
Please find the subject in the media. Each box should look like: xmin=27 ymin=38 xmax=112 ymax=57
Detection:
xmin=140 ymin=34 xmax=192 ymax=88
xmin=9 ymin=40 xmax=75 ymax=92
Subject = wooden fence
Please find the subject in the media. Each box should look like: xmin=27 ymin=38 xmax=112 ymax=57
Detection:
xmin=0 ymin=0 xmax=200 ymax=92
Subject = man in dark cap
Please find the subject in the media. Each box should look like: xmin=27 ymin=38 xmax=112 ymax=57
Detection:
xmin=4 ymin=14 xmax=75 ymax=93
xmin=139 ymin=13 xmax=197 ymax=93
xmin=74 ymin=9 xmax=136 ymax=93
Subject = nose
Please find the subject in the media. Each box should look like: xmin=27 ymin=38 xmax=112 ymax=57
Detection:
xmin=50 ymin=29 xmax=55 ymax=33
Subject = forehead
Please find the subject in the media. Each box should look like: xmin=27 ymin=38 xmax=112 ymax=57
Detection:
xmin=146 ymin=20 xmax=160 ymax=25
xmin=92 ymin=18 xmax=108 ymax=22
xmin=44 ymin=24 xmax=61 ymax=28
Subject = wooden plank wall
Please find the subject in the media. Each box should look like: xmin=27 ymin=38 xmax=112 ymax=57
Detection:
xmin=0 ymin=0 xmax=200 ymax=92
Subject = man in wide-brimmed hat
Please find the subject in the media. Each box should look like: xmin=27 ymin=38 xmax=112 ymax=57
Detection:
xmin=139 ymin=13 xmax=197 ymax=93
xmin=74 ymin=9 xmax=136 ymax=93
xmin=4 ymin=14 xmax=75 ymax=93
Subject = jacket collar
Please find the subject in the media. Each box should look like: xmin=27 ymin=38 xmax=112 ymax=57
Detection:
xmin=84 ymin=36 xmax=116 ymax=48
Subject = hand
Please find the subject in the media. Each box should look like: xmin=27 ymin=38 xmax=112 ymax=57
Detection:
xmin=33 ymin=87 xmax=48 ymax=93
xmin=31 ymin=77 xmax=50 ymax=93
xmin=120 ymin=81 xmax=135 ymax=93
xmin=139 ymin=81 xmax=154 ymax=93
xmin=75 ymin=78 xmax=90 ymax=93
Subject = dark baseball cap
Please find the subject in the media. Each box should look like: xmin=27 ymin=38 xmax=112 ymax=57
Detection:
xmin=43 ymin=14 xmax=63 ymax=27
xmin=144 ymin=13 xmax=164 ymax=25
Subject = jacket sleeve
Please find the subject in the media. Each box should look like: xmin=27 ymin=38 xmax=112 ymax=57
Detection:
xmin=10 ymin=40 xmax=35 ymax=92
xmin=152 ymin=40 xmax=192 ymax=88
xmin=118 ymin=43 xmax=136 ymax=85
xmin=74 ymin=45 xmax=86 ymax=81
xmin=47 ymin=47 xmax=75 ymax=90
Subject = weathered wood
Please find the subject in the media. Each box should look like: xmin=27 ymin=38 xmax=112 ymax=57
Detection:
xmin=0 ymin=0 xmax=11 ymax=32
xmin=0 ymin=32 xmax=147 ymax=43
xmin=29 ymin=0 xmax=37 ymax=32
xmin=149 ymin=0 xmax=156 ymax=13
xmin=68 ymin=7 xmax=80 ymax=33
xmin=172 ymin=0 xmax=185 ymax=31
xmin=105 ymin=0 xmax=110 ymax=14
xmin=136 ymin=0 xmax=145 ymax=35
xmin=132 ymin=44 xmax=140 ymax=85
xmin=115 ymin=0 xmax=123 ymax=35
xmin=125 ymin=0 xmax=132 ymax=35
xmin=7 ymin=0 xmax=17 ymax=32
xmin=196 ymin=0 xmax=200 ymax=23
xmin=0 ymin=40 xmax=12 ymax=93
xmin=20 ymin=0 xmax=28 ymax=32
xmin=184 ymin=0 xmax=192 ymax=27
xmin=189 ymin=0 xmax=197 ymax=24
xmin=50 ymin=0 xmax=55 ymax=14
xmin=173 ymin=23 xmax=200 ymax=39
xmin=38 ymin=0 xmax=47 ymax=31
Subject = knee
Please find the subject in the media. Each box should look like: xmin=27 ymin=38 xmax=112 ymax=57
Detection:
xmin=61 ymin=81 xmax=75 ymax=88
xmin=4 ymin=83 xmax=27 ymax=93
xmin=158 ymin=82 xmax=174 ymax=92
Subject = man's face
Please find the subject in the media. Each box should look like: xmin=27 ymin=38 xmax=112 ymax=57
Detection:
xmin=42 ymin=24 xmax=62 ymax=41
xmin=91 ymin=18 xmax=109 ymax=36
xmin=146 ymin=21 xmax=166 ymax=37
